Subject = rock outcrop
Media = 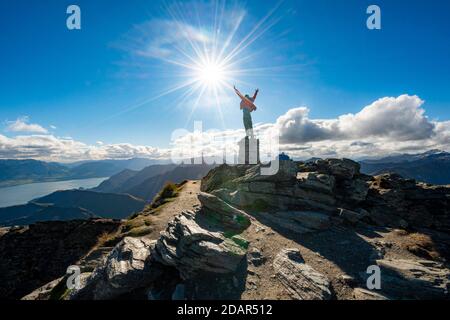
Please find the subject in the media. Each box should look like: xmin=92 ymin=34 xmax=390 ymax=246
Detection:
xmin=69 ymin=237 xmax=160 ymax=300
xmin=70 ymin=237 xmax=160 ymax=300
xmin=273 ymin=249 xmax=332 ymax=300
xmin=198 ymin=192 xmax=252 ymax=230
xmin=352 ymin=288 xmax=389 ymax=300
xmin=201 ymin=159 xmax=450 ymax=232
xmin=154 ymin=210 xmax=247 ymax=279
xmin=366 ymin=173 xmax=450 ymax=230
xmin=68 ymin=203 xmax=250 ymax=300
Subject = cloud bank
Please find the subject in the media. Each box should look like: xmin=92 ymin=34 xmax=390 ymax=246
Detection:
xmin=0 ymin=133 xmax=170 ymax=162
xmin=1 ymin=95 xmax=449 ymax=162
xmin=170 ymin=94 xmax=449 ymax=160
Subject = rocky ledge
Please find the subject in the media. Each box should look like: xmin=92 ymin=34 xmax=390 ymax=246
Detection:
xmin=201 ymin=159 xmax=450 ymax=232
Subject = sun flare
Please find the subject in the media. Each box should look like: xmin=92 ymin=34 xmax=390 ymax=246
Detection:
xmin=196 ymin=62 xmax=226 ymax=87
xmin=111 ymin=1 xmax=285 ymax=126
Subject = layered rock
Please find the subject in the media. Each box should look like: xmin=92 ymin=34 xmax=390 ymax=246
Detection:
xmin=201 ymin=159 xmax=450 ymax=232
xmin=154 ymin=210 xmax=247 ymax=279
xmin=273 ymin=249 xmax=332 ymax=300
xmin=69 ymin=237 xmax=160 ymax=300
xmin=68 ymin=201 xmax=250 ymax=300
xmin=365 ymin=173 xmax=450 ymax=229
xmin=352 ymin=288 xmax=389 ymax=300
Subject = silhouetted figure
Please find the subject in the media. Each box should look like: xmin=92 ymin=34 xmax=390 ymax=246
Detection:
xmin=234 ymin=86 xmax=258 ymax=138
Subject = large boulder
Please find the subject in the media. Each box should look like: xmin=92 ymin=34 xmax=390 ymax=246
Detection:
xmin=341 ymin=178 xmax=369 ymax=202
xmin=273 ymin=249 xmax=332 ymax=300
xmin=296 ymin=172 xmax=335 ymax=194
xmin=198 ymin=192 xmax=252 ymax=230
xmin=70 ymin=237 xmax=159 ymax=300
xmin=338 ymin=208 xmax=368 ymax=224
xmin=201 ymin=165 xmax=250 ymax=193
xmin=318 ymin=158 xmax=361 ymax=179
xmin=154 ymin=210 xmax=247 ymax=279
xmin=234 ymin=160 xmax=298 ymax=184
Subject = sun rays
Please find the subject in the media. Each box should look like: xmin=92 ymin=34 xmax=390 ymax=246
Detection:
xmin=107 ymin=0 xmax=287 ymax=128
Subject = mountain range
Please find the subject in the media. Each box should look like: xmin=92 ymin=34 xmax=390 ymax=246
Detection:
xmin=359 ymin=149 xmax=450 ymax=185
xmin=0 ymin=158 xmax=165 ymax=187
xmin=0 ymin=190 xmax=146 ymax=227
xmin=0 ymin=162 xmax=216 ymax=226
xmin=93 ymin=163 xmax=217 ymax=201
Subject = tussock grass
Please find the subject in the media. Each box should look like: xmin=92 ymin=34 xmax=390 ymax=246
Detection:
xmin=399 ymin=231 xmax=440 ymax=260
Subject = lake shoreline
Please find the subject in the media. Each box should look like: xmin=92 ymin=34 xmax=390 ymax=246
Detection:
xmin=0 ymin=176 xmax=110 ymax=189
xmin=0 ymin=177 xmax=109 ymax=208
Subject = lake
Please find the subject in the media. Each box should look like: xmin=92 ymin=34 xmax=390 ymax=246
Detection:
xmin=0 ymin=177 xmax=108 ymax=208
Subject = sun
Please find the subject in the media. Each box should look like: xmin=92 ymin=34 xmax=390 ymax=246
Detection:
xmin=109 ymin=1 xmax=285 ymax=125
xmin=198 ymin=63 xmax=224 ymax=85
xmin=195 ymin=61 xmax=227 ymax=87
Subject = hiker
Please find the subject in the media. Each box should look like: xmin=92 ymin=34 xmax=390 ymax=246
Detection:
xmin=234 ymin=86 xmax=259 ymax=138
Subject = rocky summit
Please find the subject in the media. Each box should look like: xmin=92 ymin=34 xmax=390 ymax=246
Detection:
xmin=7 ymin=158 xmax=450 ymax=300
xmin=201 ymin=159 xmax=450 ymax=232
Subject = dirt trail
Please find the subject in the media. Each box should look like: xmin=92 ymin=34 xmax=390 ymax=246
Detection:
xmin=143 ymin=180 xmax=201 ymax=241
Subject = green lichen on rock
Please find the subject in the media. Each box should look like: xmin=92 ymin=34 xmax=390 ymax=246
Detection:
xmin=230 ymin=234 xmax=249 ymax=250
xmin=223 ymin=236 xmax=248 ymax=256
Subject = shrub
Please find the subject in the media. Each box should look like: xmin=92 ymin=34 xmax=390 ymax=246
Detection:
xmin=151 ymin=182 xmax=179 ymax=208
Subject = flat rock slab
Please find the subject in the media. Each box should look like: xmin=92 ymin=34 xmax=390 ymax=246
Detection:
xmin=376 ymin=259 xmax=450 ymax=299
xmin=273 ymin=248 xmax=332 ymax=300
xmin=259 ymin=211 xmax=331 ymax=234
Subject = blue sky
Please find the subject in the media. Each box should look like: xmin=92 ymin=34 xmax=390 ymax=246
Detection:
xmin=0 ymin=0 xmax=449 ymax=161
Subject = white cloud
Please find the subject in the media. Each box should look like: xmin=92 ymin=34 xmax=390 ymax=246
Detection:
xmin=1 ymin=95 xmax=448 ymax=162
xmin=0 ymin=134 xmax=170 ymax=162
xmin=273 ymin=95 xmax=448 ymax=159
xmin=171 ymin=94 xmax=450 ymax=160
xmin=276 ymin=95 xmax=435 ymax=144
xmin=337 ymin=95 xmax=434 ymax=141
xmin=5 ymin=116 xmax=48 ymax=134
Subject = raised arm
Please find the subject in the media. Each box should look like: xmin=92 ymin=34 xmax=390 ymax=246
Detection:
xmin=234 ymin=86 xmax=245 ymax=100
xmin=252 ymin=88 xmax=259 ymax=101
xmin=233 ymin=85 xmax=240 ymax=97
